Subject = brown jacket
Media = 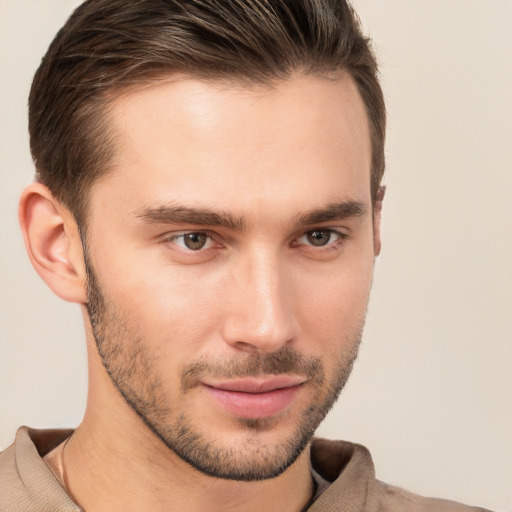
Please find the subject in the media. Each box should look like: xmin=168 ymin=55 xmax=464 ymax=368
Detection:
xmin=0 ymin=427 xmax=491 ymax=512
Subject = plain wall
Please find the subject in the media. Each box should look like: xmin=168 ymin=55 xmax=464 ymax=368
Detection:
xmin=0 ymin=1 xmax=510 ymax=510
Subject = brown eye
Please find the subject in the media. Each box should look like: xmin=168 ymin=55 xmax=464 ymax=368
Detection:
xmin=306 ymin=230 xmax=332 ymax=246
xmin=183 ymin=232 xmax=208 ymax=250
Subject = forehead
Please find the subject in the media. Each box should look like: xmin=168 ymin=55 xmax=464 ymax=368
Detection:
xmin=91 ymin=74 xmax=372 ymax=225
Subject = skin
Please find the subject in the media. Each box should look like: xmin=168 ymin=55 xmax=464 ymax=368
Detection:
xmin=19 ymin=73 xmax=382 ymax=512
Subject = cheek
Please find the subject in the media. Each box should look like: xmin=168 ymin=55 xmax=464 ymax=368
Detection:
xmin=305 ymin=266 xmax=372 ymax=306
xmin=98 ymin=254 xmax=226 ymax=353
xmin=294 ymin=256 xmax=374 ymax=348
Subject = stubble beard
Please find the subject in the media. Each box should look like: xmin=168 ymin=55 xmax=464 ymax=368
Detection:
xmin=84 ymin=256 xmax=363 ymax=481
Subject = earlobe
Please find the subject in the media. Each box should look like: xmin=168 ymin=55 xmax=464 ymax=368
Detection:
xmin=373 ymin=186 xmax=385 ymax=257
xmin=19 ymin=182 xmax=87 ymax=304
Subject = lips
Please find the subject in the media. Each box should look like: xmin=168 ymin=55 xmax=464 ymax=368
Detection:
xmin=202 ymin=376 xmax=306 ymax=419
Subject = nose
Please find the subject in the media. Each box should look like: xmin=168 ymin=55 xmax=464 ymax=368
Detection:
xmin=221 ymin=250 xmax=300 ymax=354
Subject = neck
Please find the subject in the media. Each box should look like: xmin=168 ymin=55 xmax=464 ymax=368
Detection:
xmin=63 ymin=413 xmax=314 ymax=512
xmin=61 ymin=342 xmax=315 ymax=512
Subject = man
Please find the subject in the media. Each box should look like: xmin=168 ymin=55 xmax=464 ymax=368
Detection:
xmin=0 ymin=1 xmax=495 ymax=511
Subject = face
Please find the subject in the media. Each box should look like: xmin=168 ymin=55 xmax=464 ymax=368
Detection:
xmin=83 ymin=74 xmax=376 ymax=480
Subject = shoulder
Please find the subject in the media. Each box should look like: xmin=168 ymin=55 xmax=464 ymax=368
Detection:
xmin=0 ymin=426 xmax=80 ymax=512
xmin=308 ymin=438 xmax=493 ymax=512
xmin=0 ymin=434 xmax=27 ymax=511
xmin=374 ymin=480 xmax=492 ymax=512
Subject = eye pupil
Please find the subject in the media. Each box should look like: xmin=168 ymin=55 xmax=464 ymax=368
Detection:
xmin=184 ymin=233 xmax=207 ymax=250
xmin=307 ymin=230 xmax=330 ymax=246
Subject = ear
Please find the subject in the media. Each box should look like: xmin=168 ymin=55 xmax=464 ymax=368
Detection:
xmin=19 ymin=182 xmax=87 ymax=303
xmin=373 ymin=186 xmax=385 ymax=257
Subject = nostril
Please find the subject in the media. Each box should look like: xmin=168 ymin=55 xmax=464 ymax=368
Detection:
xmin=233 ymin=341 xmax=262 ymax=353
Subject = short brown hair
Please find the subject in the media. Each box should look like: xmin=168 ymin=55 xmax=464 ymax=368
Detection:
xmin=29 ymin=0 xmax=385 ymax=226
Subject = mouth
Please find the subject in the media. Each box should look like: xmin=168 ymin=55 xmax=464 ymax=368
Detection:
xmin=202 ymin=376 xmax=306 ymax=419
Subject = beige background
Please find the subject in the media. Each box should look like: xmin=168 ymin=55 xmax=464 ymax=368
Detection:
xmin=0 ymin=1 xmax=511 ymax=510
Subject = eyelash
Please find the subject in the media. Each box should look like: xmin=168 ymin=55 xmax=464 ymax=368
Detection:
xmin=164 ymin=228 xmax=348 ymax=252
xmin=166 ymin=232 xmax=218 ymax=251
xmin=291 ymin=229 xmax=348 ymax=249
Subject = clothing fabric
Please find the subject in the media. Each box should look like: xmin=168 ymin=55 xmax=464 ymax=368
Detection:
xmin=0 ymin=426 xmax=491 ymax=512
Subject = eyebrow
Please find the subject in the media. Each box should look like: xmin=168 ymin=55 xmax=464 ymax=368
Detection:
xmin=134 ymin=200 xmax=368 ymax=231
xmin=135 ymin=205 xmax=245 ymax=230
xmin=294 ymin=200 xmax=368 ymax=227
